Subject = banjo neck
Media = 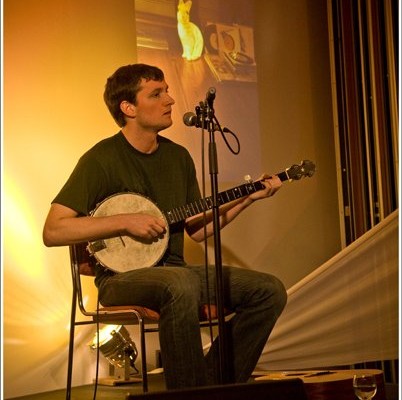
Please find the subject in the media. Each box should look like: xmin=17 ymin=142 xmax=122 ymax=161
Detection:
xmin=164 ymin=169 xmax=295 ymax=225
xmin=164 ymin=179 xmax=266 ymax=225
xmin=87 ymin=160 xmax=315 ymax=272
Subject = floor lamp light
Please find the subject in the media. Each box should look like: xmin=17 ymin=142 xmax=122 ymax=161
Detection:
xmin=90 ymin=324 xmax=142 ymax=386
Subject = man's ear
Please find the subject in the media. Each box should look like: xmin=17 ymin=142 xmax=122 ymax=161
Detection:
xmin=120 ymin=101 xmax=136 ymax=118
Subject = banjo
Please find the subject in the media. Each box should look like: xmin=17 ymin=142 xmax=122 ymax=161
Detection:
xmin=87 ymin=160 xmax=315 ymax=273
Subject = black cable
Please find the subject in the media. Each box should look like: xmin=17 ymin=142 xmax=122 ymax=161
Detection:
xmin=212 ymin=116 xmax=241 ymax=155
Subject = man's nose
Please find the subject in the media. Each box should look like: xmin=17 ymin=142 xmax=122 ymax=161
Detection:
xmin=166 ymin=93 xmax=175 ymax=105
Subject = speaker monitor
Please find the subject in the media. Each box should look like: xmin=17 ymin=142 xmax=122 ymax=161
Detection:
xmin=126 ymin=379 xmax=308 ymax=400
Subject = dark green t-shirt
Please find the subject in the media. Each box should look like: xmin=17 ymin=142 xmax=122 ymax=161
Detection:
xmin=53 ymin=131 xmax=201 ymax=267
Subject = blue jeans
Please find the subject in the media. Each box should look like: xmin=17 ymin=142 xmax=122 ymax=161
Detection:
xmin=97 ymin=264 xmax=287 ymax=389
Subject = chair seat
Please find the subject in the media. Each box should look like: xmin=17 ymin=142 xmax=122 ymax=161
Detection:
xmin=93 ymin=304 xmax=230 ymax=323
xmin=97 ymin=305 xmax=161 ymax=321
xmin=200 ymin=304 xmax=232 ymax=320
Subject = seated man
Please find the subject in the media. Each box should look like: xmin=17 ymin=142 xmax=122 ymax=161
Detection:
xmin=43 ymin=63 xmax=287 ymax=389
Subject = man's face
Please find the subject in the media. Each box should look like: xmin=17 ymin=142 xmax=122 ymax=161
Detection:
xmin=133 ymin=78 xmax=175 ymax=132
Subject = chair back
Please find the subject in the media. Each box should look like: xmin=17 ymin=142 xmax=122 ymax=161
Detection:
xmin=70 ymin=242 xmax=97 ymax=276
xmin=69 ymin=243 xmax=98 ymax=315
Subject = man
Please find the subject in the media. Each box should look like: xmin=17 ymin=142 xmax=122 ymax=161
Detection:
xmin=43 ymin=64 xmax=287 ymax=389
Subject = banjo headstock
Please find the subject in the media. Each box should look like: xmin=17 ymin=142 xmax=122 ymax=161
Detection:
xmin=285 ymin=160 xmax=316 ymax=181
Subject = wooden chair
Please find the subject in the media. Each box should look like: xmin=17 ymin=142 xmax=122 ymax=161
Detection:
xmin=66 ymin=243 xmax=226 ymax=400
xmin=66 ymin=242 xmax=162 ymax=400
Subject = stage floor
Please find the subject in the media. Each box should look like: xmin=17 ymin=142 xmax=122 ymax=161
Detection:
xmin=8 ymin=373 xmax=166 ymax=400
xmin=8 ymin=372 xmax=398 ymax=400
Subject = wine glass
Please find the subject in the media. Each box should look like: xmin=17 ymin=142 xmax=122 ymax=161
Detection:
xmin=353 ymin=374 xmax=377 ymax=400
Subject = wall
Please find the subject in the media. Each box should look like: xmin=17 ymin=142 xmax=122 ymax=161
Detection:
xmin=3 ymin=0 xmax=138 ymax=397
xmin=2 ymin=0 xmax=341 ymax=397
xmin=249 ymin=0 xmax=341 ymax=285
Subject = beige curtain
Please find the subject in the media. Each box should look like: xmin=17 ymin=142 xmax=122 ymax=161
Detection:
xmin=258 ymin=210 xmax=399 ymax=370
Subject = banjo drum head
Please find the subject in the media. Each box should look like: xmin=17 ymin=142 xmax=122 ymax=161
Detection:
xmin=89 ymin=192 xmax=169 ymax=272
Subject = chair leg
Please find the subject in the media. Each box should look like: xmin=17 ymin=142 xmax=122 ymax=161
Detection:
xmin=66 ymin=288 xmax=77 ymax=400
xmin=139 ymin=319 xmax=148 ymax=392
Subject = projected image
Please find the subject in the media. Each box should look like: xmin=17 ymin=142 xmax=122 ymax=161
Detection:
xmin=203 ymin=22 xmax=256 ymax=83
xmin=135 ymin=0 xmax=261 ymax=182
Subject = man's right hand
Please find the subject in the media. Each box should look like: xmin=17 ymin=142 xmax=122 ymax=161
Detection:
xmin=122 ymin=213 xmax=167 ymax=240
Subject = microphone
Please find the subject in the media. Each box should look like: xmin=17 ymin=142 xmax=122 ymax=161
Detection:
xmin=183 ymin=112 xmax=198 ymax=127
xmin=183 ymin=112 xmax=232 ymax=133
xmin=206 ymin=87 xmax=216 ymax=107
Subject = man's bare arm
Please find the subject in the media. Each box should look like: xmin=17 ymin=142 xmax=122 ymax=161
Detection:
xmin=43 ymin=203 xmax=166 ymax=247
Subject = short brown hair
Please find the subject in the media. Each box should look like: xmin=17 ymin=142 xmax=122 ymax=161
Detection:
xmin=103 ymin=64 xmax=164 ymax=127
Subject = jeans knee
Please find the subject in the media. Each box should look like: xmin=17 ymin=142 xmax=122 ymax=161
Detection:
xmin=164 ymin=269 xmax=201 ymax=306
xmin=271 ymin=276 xmax=287 ymax=313
xmin=258 ymin=274 xmax=287 ymax=315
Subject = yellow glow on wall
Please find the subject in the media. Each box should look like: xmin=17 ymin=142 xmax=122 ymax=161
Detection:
xmin=4 ymin=175 xmax=44 ymax=279
xmin=3 ymin=1 xmax=139 ymax=396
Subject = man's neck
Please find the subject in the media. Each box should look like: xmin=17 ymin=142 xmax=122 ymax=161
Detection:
xmin=121 ymin=126 xmax=159 ymax=154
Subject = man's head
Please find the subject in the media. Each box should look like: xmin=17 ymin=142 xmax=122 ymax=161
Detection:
xmin=104 ymin=64 xmax=165 ymax=127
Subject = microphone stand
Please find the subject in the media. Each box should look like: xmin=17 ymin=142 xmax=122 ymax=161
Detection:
xmin=200 ymin=94 xmax=230 ymax=385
